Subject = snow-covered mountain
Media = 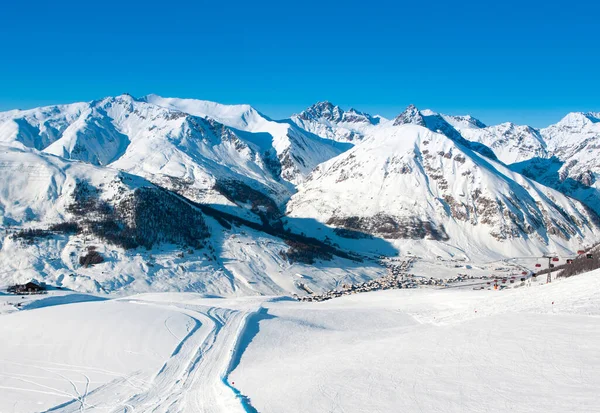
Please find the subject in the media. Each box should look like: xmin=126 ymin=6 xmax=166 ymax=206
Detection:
xmin=0 ymin=95 xmax=350 ymax=223
xmin=391 ymin=105 xmax=499 ymax=161
xmin=457 ymin=122 xmax=548 ymax=164
xmin=439 ymin=113 xmax=487 ymax=130
xmin=290 ymin=101 xmax=383 ymax=142
xmin=1 ymin=94 xmax=599 ymax=295
xmin=287 ymin=123 xmax=600 ymax=259
xmin=142 ymin=95 xmax=350 ymax=184
xmin=510 ymin=112 xmax=600 ymax=215
xmin=541 ymin=112 xmax=600 ymax=180
xmin=0 ymin=144 xmax=381 ymax=295
xmin=391 ymin=108 xmax=600 ymax=216
xmin=398 ymin=108 xmax=546 ymax=165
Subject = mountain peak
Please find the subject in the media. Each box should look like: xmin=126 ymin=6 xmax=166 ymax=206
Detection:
xmin=393 ymin=104 xmax=425 ymax=126
xmin=553 ymin=112 xmax=600 ymax=129
xmin=297 ymin=101 xmax=343 ymax=123
xmin=453 ymin=114 xmax=487 ymax=129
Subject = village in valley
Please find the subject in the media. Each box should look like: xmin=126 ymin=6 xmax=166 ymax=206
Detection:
xmin=293 ymin=249 xmax=597 ymax=302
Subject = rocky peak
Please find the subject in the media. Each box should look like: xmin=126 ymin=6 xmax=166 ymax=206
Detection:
xmin=393 ymin=104 xmax=425 ymax=126
xmin=297 ymin=101 xmax=344 ymax=123
xmin=452 ymin=114 xmax=487 ymax=129
xmin=342 ymin=108 xmax=376 ymax=124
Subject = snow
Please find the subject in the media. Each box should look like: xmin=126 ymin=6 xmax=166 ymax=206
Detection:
xmin=0 ymin=213 xmax=386 ymax=296
xmin=0 ymin=297 xmax=194 ymax=412
xmin=1 ymin=94 xmax=600 ymax=412
xmin=231 ymin=270 xmax=600 ymax=413
xmin=287 ymin=124 xmax=600 ymax=261
xmin=141 ymin=95 xmax=349 ymax=185
xmin=1 ymin=94 xmax=599 ymax=296
xmin=1 ymin=269 xmax=599 ymax=412
xmin=290 ymin=101 xmax=382 ymax=143
xmin=460 ymin=122 xmax=547 ymax=165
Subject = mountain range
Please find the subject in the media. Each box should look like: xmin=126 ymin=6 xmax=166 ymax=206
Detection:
xmin=0 ymin=95 xmax=598 ymax=295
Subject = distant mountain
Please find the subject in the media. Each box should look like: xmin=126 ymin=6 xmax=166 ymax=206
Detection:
xmin=439 ymin=113 xmax=487 ymax=130
xmin=290 ymin=101 xmax=383 ymax=142
xmin=457 ymin=122 xmax=548 ymax=165
xmin=509 ymin=112 xmax=600 ymax=215
xmin=398 ymin=109 xmax=599 ymax=215
xmin=391 ymin=105 xmax=498 ymax=160
xmin=142 ymin=95 xmax=350 ymax=185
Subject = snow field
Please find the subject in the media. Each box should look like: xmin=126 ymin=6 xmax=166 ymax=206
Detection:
xmin=230 ymin=271 xmax=600 ymax=413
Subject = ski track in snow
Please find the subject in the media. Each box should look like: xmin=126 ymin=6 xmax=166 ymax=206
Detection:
xmin=42 ymin=298 xmax=263 ymax=413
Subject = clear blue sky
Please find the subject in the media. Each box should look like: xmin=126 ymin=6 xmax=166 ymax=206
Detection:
xmin=1 ymin=0 xmax=598 ymax=127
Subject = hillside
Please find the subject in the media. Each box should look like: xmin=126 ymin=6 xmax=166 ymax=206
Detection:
xmin=1 ymin=267 xmax=598 ymax=412
xmin=287 ymin=124 xmax=600 ymax=259
xmin=1 ymin=95 xmax=600 ymax=296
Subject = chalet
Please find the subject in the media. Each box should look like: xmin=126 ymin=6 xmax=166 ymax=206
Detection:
xmin=7 ymin=281 xmax=46 ymax=294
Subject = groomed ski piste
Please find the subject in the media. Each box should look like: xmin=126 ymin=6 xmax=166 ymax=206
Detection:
xmin=1 ymin=269 xmax=599 ymax=413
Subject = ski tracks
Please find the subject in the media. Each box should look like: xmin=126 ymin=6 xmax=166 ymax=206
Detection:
xmin=44 ymin=298 xmax=263 ymax=413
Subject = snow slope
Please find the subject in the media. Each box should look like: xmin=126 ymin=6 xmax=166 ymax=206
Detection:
xmin=0 ymin=297 xmax=195 ymax=412
xmin=0 ymin=293 xmax=280 ymax=413
xmin=459 ymin=122 xmax=547 ymax=164
xmin=2 ymin=266 xmax=597 ymax=412
xmin=0 ymin=145 xmax=148 ymax=225
xmin=142 ymin=95 xmax=349 ymax=185
xmin=287 ymin=124 xmax=600 ymax=260
xmin=0 ymin=95 xmax=297 ymax=210
xmin=231 ymin=270 xmax=600 ymax=413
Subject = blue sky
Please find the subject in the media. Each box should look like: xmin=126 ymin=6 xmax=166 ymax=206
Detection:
xmin=1 ymin=0 xmax=598 ymax=127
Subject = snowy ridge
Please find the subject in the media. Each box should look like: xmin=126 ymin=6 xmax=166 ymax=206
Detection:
xmin=287 ymin=124 xmax=600 ymax=259
xmin=142 ymin=95 xmax=349 ymax=185
xmin=1 ymin=95 xmax=600 ymax=296
xmin=392 ymin=105 xmax=498 ymax=160
xmin=509 ymin=111 xmax=600 ymax=215
xmin=460 ymin=122 xmax=547 ymax=164
xmin=0 ymin=95 xmax=347 ymax=221
xmin=290 ymin=101 xmax=383 ymax=142
xmin=0 ymin=145 xmax=146 ymax=225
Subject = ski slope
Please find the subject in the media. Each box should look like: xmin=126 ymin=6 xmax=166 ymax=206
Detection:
xmin=1 ymin=270 xmax=599 ymax=412
xmin=0 ymin=292 xmax=273 ymax=413
xmin=231 ymin=271 xmax=600 ymax=413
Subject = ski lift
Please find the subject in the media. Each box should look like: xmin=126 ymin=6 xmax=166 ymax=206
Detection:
xmin=552 ymin=257 xmax=559 ymax=262
xmin=535 ymin=263 xmax=541 ymax=268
